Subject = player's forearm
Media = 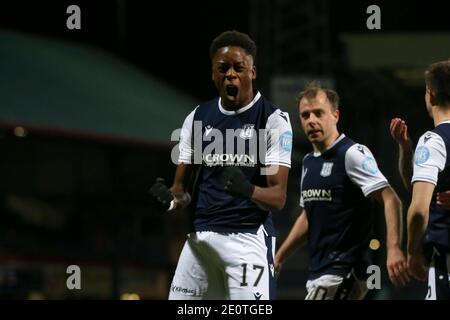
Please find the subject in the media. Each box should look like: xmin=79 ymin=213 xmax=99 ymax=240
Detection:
xmin=171 ymin=163 xmax=193 ymax=192
xmin=276 ymin=213 xmax=308 ymax=264
xmin=398 ymin=143 xmax=413 ymax=192
xmin=170 ymin=163 xmax=193 ymax=209
xmin=384 ymin=194 xmax=403 ymax=250
xmin=407 ymin=207 xmax=428 ymax=254
xmin=251 ymin=185 xmax=286 ymax=211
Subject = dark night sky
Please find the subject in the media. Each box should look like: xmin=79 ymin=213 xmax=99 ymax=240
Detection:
xmin=1 ymin=1 xmax=449 ymax=100
xmin=1 ymin=1 xmax=250 ymax=100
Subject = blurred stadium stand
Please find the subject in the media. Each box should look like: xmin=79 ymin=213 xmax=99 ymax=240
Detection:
xmin=0 ymin=30 xmax=198 ymax=299
xmin=0 ymin=30 xmax=198 ymax=144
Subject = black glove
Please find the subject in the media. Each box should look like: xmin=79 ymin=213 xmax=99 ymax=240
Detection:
xmin=221 ymin=166 xmax=255 ymax=199
xmin=149 ymin=178 xmax=173 ymax=211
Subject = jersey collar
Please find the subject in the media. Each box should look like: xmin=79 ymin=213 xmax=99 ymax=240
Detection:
xmin=436 ymin=120 xmax=450 ymax=127
xmin=313 ymin=133 xmax=346 ymax=157
xmin=218 ymin=91 xmax=261 ymax=115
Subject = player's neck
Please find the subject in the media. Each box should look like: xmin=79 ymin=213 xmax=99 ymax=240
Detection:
xmin=221 ymin=91 xmax=255 ymax=111
xmin=313 ymin=131 xmax=341 ymax=154
xmin=432 ymin=105 xmax=450 ymax=126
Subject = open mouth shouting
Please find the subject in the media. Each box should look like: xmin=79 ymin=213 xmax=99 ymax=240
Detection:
xmin=225 ymin=84 xmax=239 ymax=98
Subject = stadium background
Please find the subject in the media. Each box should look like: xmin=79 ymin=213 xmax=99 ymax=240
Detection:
xmin=0 ymin=0 xmax=449 ymax=299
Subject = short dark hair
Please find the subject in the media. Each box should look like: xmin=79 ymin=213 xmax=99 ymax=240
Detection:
xmin=209 ymin=30 xmax=257 ymax=60
xmin=297 ymin=81 xmax=340 ymax=111
xmin=425 ymin=60 xmax=450 ymax=107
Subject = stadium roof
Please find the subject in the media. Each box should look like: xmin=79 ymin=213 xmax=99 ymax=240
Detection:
xmin=0 ymin=30 xmax=199 ymax=147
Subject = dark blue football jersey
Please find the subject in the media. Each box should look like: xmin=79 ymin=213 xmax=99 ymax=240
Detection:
xmin=300 ymin=135 xmax=389 ymax=279
xmin=412 ymin=121 xmax=450 ymax=256
xmin=177 ymin=91 xmax=292 ymax=236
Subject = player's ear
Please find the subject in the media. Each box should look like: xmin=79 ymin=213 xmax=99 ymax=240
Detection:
xmin=334 ymin=108 xmax=340 ymax=124
xmin=428 ymin=88 xmax=437 ymax=106
xmin=252 ymin=65 xmax=256 ymax=80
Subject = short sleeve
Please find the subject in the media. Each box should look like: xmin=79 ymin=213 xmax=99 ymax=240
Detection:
xmin=411 ymin=131 xmax=446 ymax=185
xmin=345 ymin=144 xmax=389 ymax=197
xmin=177 ymin=107 xmax=198 ymax=164
xmin=265 ymin=109 xmax=293 ymax=168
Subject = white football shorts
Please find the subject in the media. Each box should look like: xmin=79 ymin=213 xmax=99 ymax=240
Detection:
xmin=168 ymin=226 xmax=276 ymax=300
xmin=305 ymin=272 xmax=368 ymax=300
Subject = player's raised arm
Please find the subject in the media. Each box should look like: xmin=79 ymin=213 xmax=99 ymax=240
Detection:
xmin=390 ymin=118 xmax=450 ymax=209
xmin=390 ymin=118 xmax=414 ymax=191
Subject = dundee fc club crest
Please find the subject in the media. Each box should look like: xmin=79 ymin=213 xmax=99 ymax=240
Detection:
xmin=239 ymin=124 xmax=255 ymax=140
xmin=320 ymin=162 xmax=334 ymax=177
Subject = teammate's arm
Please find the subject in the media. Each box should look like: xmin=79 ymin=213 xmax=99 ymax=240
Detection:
xmin=390 ymin=118 xmax=413 ymax=191
xmin=371 ymin=187 xmax=409 ymax=286
xmin=275 ymin=209 xmax=308 ymax=274
xmin=390 ymin=118 xmax=450 ymax=208
xmin=407 ymin=181 xmax=434 ymax=281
